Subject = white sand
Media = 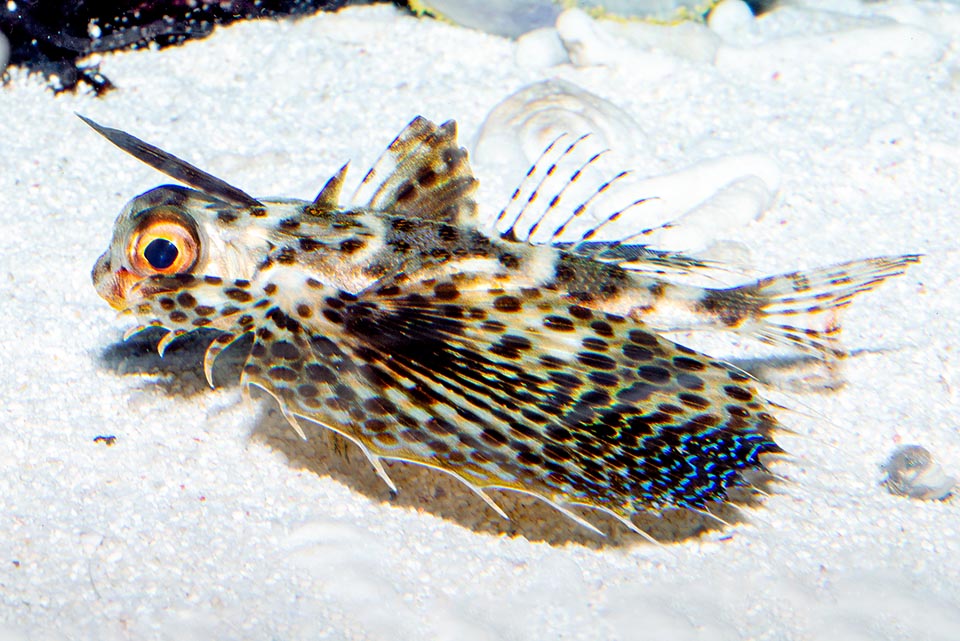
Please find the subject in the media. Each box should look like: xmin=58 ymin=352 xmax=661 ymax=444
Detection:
xmin=0 ymin=2 xmax=958 ymax=639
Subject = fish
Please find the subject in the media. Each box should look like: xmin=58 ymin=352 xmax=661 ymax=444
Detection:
xmin=84 ymin=114 xmax=919 ymax=537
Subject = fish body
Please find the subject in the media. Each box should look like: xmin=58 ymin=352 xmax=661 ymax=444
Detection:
xmin=86 ymin=115 xmax=918 ymax=534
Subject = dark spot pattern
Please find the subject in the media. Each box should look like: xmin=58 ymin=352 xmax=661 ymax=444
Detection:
xmin=493 ymin=296 xmax=521 ymax=312
xmin=340 ymin=238 xmax=367 ymax=254
xmin=242 ymin=269 xmax=781 ymax=522
xmin=433 ymin=282 xmax=459 ymax=300
xmin=225 ymin=288 xmax=253 ymax=303
xmin=297 ymin=237 xmax=323 ymax=254
xmin=697 ymin=288 xmax=754 ymax=327
xmin=176 ymin=292 xmax=196 ymax=308
xmin=543 ymin=315 xmax=575 ymax=332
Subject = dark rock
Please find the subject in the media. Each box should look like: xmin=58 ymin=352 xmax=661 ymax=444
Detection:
xmin=1 ymin=0 xmax=407 ymax=93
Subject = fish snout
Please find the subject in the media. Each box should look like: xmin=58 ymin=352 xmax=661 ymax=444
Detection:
xmin=92 ymin=253 xmax=137 ymax=310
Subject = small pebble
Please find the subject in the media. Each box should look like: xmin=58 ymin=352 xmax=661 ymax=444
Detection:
xmin=556 ymin=8 xmax=682 ymax=72
xmin=708 ymin=0 xmax=755 ymax=40
xmin=515 ymin=27 xmax=569 ymax=68
xmin=881 ymin=445 xmax=955 ymax=501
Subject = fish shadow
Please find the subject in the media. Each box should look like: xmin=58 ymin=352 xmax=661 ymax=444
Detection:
xmin=727 ymin=346 xmax=895 ymax=393
xmin=99 ymin=328 xmax=251 ymax=396
xmin=251 ymin=401 xmax=777 ymax=548
xmin=100 ymin=331 xmax=778 ymax=548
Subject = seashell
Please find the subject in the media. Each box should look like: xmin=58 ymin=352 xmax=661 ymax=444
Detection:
xmin=611 ymin=155 xmax=779 ymax=253
xmin=645 ymin=170 xmax=779 ymax=255
xmin=881 ymin=445 xmax=956 ymax=501
xmin=472 ymin=79 xmax=654 ymax=238
xmin=473 ymin=79 xmax=780 ymax=251
xmin=473 ymin=78 xmax=648 ymax=185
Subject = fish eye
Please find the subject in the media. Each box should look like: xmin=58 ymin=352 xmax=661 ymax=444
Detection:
xmin=143 ymin=238 xmax=179 ymax=269
xmin=128 ymin=207 xmax=200 ymax=275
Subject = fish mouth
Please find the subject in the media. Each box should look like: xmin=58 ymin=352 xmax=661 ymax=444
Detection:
xmin=92 ymin=253 xmax=125 ymax=310
xmin=100 ymin=270 xmax=141 ymax=311
xmin=92 ymin=253 xmax=152 ymax=311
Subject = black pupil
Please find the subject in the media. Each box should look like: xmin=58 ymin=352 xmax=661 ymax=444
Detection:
xmin=144 ymin=238 xmax=179 ymax=270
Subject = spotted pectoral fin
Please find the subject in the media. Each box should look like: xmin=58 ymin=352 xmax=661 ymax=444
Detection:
xmin=350 ymin=116 xmax=479 ymax=225
xmin=237 ymin=304 xmax=440 ymax=493
xmin=278 ymin=278 xmax=785 ymax=523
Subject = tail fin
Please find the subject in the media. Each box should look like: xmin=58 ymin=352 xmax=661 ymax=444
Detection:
xmin=734 ymin=254 xmax=920 ymax=358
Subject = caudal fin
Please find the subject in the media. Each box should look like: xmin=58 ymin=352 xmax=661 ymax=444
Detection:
xmin=734 ymin=254 xmax=920 ymax=358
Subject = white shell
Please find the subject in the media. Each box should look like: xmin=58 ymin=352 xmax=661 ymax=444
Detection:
xmin=473 ymin=78 xmax=780 ymax=252
xmin=472 ymin=78 xmax=650 ymax=225
xmin=473 ymin=78 xmax=647 ymax=176
xmin=881 ymin=445 xmax=956 ymax=501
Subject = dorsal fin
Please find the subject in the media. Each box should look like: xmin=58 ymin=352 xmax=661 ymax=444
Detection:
xmin=78 ymin=114 xmax=264 ymax=209
xmin=351 ymin=116 xmax=479 ymax=225
xmin=312 ymin=162 xmax=349 ymax=210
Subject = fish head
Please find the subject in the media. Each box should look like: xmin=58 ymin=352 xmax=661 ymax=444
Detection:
xmin=92 ymin=184 xmax=271 ymax=312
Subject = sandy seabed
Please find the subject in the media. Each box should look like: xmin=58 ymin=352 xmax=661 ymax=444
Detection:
xmin=0 ymin=1 xmax=958 ymax=639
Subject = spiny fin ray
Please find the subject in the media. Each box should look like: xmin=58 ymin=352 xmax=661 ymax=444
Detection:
xmin=312 ymin=163 xmax=349 ymax=210
xmin=78 ymin=114 xmax=263 ymax=208
xmin=351 ymin=116 xmax=479 ymax=225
